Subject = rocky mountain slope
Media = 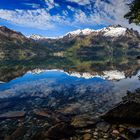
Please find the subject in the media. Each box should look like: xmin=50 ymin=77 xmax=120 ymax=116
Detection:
xmin=0 ymin=26 xmax=28 ymax=43
xmin=0 ymin=26 xmax=50 ymax=59
xmin=0 ymin=25 xmax=140 ymax=60
xmin=30 ymin=25 xmax=140 ymax=61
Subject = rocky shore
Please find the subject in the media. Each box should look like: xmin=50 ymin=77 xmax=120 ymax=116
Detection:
xmin=0 ymin=89 xmax=140 ymax=140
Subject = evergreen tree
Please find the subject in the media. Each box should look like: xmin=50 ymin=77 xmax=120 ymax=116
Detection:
xmin=124 ymin=0 xmax=140 ymax=25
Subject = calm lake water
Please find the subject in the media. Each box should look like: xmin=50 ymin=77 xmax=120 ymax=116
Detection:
xmin=0 ymin=67 xmax=140 ymax=115
xmin=0 ymin=55 xmax=140 ymax=139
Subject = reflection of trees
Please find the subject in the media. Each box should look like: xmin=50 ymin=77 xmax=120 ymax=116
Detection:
xmin=0 ymin=53 xmax=140 ymax=82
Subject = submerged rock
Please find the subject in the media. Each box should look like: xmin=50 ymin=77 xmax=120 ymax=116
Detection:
xmin=96 ymin=121 xmax=110 ymax=132
xmin=0 ymin=102 xmax=13 ymax=110
xmin=102 ymin=101 xmax=140 ymax=123
xmin=0 ymin=111 xmax=26 ymax=119
xmin=34 ymin=109 xmax=70 ymax=124
xmin=128 ymin=128 xmax=140 ymax=139
xmin=34 ymin=109 xmax=50 ymax=117
xmin=4 ymin=125 xmax=25 ymax=140
xmin=103 ymin=89 xmax=140 ymax=124
xmin=45 ymin=122 xmax=75 ymax=139
xmin=136 ymin=56 xmax=140 ymax=59
xmin=71 ymin=115 xmax=99 ymax=128
xmin=83 ymin=133 xmax=92 ymax=140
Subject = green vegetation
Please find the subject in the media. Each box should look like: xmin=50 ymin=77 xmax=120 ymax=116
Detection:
xmin=124 ymin=0 xmax=140 ymax=25
xmin=0 ymin=25 xmax=140 ymax=82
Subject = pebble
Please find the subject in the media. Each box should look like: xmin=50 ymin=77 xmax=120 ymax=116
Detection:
xmin=112 ymin=130 xmax=120 ymax=136
xmin=84 ymin=129 xmax=91 ymax=133
xmin=93 ymin=135 xmax=98 ymax=138
xmin=83 ymin=133 xmax=92 ymax=140
xmin=93 ymin=132 xmax=98 ymax=136
xmin=119 ymin=127 xmax=124 ymax=132
xmin=95 ymin=128 xmax=98 ymax=132
xmin=103 ymin=135 xmax=108 ymax=138
xmin=96 ymin=122 xmax=110 ymax=132
xmin=119 ymin=124 xmax=127 ymax=129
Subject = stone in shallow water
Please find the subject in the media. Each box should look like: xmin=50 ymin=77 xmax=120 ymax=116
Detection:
xmin=34 ymin=110 xmax=50 ymax=117
xmin=45 ymin=122 xmax=75 ymax=139
xmin=112 ymin=130 xmax=120 ymax=136
xmin=71 ymin=115 xmax=99 ymax=128
xmin=119 ymin=127 xmax=125 ymax=133
xmin=4 ymin=125 xmax=25 ymax=140
xmin=83 ymin=133 xmax=92 ymax=140
xmin=34 ymin=109 xmax=69 ymax=123
xmin=93 ymin=132 xmax=98 ymax=136
xmin=96 ymin=122 xmax=110 ymax=132
xmin=102 ymin=101 xmax=140 ymax=123
xmin=0 ymin=102 xmax=13 ymax=110
xmin=128 ymin=128 xmax=140 ymax=139
xmin=0 ymin=111 xmax=26 ymax=119
xmin=136 ymin=56 xmax=140 ymax=59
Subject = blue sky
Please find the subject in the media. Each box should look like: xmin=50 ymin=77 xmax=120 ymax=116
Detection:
xmin=0 ymin=0 xmax=139 ymax=36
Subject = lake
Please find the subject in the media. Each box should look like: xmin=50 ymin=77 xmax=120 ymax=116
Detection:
xmin=0 ymin=56 xmax=140 ymax=139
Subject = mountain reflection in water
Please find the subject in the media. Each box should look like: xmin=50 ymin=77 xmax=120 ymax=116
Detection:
xmin=0 ymin=68 xmax=139 ymax=116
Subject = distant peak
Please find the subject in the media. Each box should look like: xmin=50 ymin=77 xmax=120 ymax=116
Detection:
xmin=28 ymin=34 xmax=46 ymax=40
xmin=0 ymin=25 xmax=26 ymax=37
xmin=66 ymin=28 xmax=94 ymax=37
xmin=101 ymin=26 xmax=127 ymax=37
xmin=27 ymin=25 xmax=129 ymax=40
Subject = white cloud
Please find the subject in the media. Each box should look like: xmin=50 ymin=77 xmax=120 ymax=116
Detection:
xmin=0 ymin=9 xmax=61 ymax=29
xmin=67 ymin=0 xmax=90 ymax=5
xmin=22 ymin=3 xmax=41 ymax=8
xmin=0 ymin=0 xmax=139 ymax=32
xmin=45 ymin=0 xmax=60 ymax=10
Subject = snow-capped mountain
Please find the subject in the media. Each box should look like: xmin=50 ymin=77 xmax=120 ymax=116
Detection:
xmin=65 ymin=26 xmax=127 ymax=38
xmin=28 ymin=34 xmax=63 ymax=40
xmin=65 ymin=28 xmax=95 ymax=37
xmin=28 ymin=34 xmax=47 ymax=40
xmin=28 ymin=25 xmax=130 ymax=40
xmin=101 ymin=26 xmax=127 ymax=37
xmin=28 ymin=28 xmax=95 ymax=40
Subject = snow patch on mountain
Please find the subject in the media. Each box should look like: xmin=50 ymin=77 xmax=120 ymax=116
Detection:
xmin=28 ymin=34 xmax=46 ymax=40
xmin=103 ymin=27 xmax=127 ymax=37
xmin=28 ymin=34 xmax=63 ymax=40
xmin=66 ymin=28 xmax=95 ymax=37
xmin=28 ymin=26 xmax=128 ymax=40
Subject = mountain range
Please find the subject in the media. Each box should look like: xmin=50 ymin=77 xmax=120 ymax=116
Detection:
xmin=28 ymin=25 xmax=139 ymax=40
xmin=0 ymin=25 xmax=140 ymax=60
xmin=0 ymin=25 xmax=140 ymax=82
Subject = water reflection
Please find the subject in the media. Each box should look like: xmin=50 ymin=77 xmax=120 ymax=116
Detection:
xmin=0 ymin=54 xmax=140 ymax=140
xmin=0 ymin=54 xmax=140 ymax=114
xmin=0 ymin=68 xmax=139 ymax=116
xmin=0 ymin=53 xmax=140 ymax=82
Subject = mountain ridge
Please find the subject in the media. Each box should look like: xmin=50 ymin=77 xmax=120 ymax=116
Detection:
xmin=0 ymin=25 xmax=140 ymax=60
xmin=0 ymin=25 xmax=139 ymax=41
xmin=27 ymin=25 xmax=140 ymax=40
